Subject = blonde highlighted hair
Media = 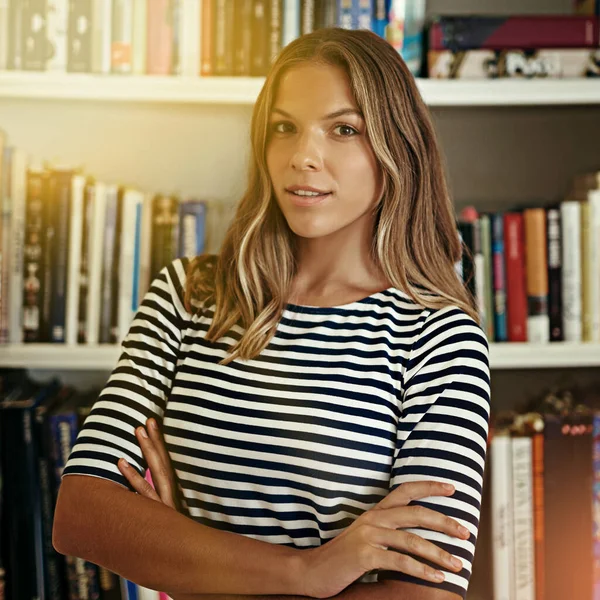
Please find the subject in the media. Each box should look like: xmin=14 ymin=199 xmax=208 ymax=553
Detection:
xmin=185 ymin=27 xmax=477 ymax=364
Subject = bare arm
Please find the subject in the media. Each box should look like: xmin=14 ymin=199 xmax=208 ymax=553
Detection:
xmin=171 ymin=579 xmax=461 ymax=600
xmin=53 ymin=475 xmax=304 ymax=596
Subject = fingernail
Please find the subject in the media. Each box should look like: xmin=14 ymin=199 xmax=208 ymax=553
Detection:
xmin=443 ymin=483 xmax=455 ymax=492
xmin=138 ymin=427 xmax=148 ymax=439
xmin=149 ymin=419 xmax=157 ymax=430
xmin=451 ymin=557 xmax=463 ymax=570
xmin=434 ymin=571 xmax=445 ymax=582
xmin=120 ymin=459 xmax=129 ymax=469
xmin=459 ymin=526 xmax=470 ymax=537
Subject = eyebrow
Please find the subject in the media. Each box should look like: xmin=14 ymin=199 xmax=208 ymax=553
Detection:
xmin=270 ymin=107 xmax=364 ymax=121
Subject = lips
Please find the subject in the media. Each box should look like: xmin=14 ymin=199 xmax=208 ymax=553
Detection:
xmin=285 ymin=189 xmax=332 ymax=207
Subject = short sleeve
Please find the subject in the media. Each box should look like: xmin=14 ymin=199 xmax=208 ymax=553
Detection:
xmin=378 ymin=306 xmax=490 ymax=599
xmin=62 ymin=258 xmax=189 ymax=490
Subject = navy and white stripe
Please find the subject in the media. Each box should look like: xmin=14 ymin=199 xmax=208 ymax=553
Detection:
xmin=63 ymin=258 xmax=490 ymax=598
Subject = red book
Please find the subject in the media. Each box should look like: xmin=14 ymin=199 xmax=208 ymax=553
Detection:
xmin=504 ymin=212 xmax=527 ymax=342
xmin=429 ymin=15 xmax=600 ymax=50
xmin=147 ymin=0 xmax=173 ymax=75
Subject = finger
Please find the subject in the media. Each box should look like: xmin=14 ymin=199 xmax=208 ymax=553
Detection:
xmin=369 ymin=545 xmax=446 ymax=584
xmin=118 ymin=458 xmax=162 ymax=502
xmin=378 ymin=505 xmax=471 ymax=540
xmin=135 ymin=426 xmax=176 ymax=509
xmin=375 ymin=528 xmax=463 ymax=574
xmin=145 ymin=418 xmax=174 ymax=482
xmin=376 ymin=481 xmax=456 ymax=510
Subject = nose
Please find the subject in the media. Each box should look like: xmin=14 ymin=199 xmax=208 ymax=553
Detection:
xmin=289 ymin=131 xmax=323 ymax=171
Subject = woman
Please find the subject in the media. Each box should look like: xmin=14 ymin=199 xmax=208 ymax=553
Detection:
xmin=54 ymin=27 xmax=490 ymax=600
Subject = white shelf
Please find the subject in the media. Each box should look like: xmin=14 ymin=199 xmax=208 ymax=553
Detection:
xmin=0 ymin=72 xmax=599 ymax=106
xmin=0 ymin=342 xmax=599 ymax=370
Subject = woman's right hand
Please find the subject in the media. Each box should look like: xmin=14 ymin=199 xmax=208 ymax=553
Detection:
xmin=300 ymin=481 xmax=470 ymax=599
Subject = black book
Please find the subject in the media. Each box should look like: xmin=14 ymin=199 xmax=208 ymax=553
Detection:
xmin=546 ymin=205 xmax=563 ymax=342
xmin=67 ymin=0 xmax=93 ymax=72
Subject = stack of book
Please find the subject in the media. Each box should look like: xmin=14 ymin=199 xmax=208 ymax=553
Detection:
xmin=456 ymin=169 xmax=600 ymax=344
xmin=0 ymin=370 xmax=175 ymax=600
xmin=427 ymin=14 xmax=600 ymax=79
xmin=0 ymin=0 xmax=427 ymax=77
xmin=0 ymin=128 xmax=236 ymax=346
xmin=484 ymin=384 xmax=600 ymax=600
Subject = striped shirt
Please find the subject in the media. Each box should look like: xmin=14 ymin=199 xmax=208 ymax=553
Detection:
xmin=63 ymin=257 xmax=491 ymax=599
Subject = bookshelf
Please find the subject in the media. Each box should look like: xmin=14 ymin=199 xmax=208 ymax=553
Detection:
xmin=0 ymin=342 xmax=599 ymax=370
xmin=1 ymin=71 xmax=599 ymax=106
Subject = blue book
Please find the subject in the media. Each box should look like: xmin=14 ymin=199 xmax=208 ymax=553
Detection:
xmin=372 ymin=0 xmax=390 ymax=37
xmin=352 ymin=0 xmax=372 ymax=30
xmin=337 ymin=0 xmax=352 ymax=28
xmin=178 ymin=200 xmax=206 ymax=258
xmin=491 ymin=213 xmax=508 ymax=342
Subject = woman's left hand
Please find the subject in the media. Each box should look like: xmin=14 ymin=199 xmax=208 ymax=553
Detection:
xmin=117 ymin=418 xmax=181 ymax=511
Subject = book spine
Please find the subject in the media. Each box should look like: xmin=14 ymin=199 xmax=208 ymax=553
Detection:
xmin=480 ymin=214 xmax=495 ymax=341
xmin=99 ymin=185 xmax=118 ymax=343
xmin=282 ymin=0 xmax=299 ymax=48
xmin=50 ymin=170 xmax=72 ymax=343
xmin=429 ymin=15 xmax=600 ymax=50
xmin=77 ymin=181 xmax=94 ymax=343
xmin=91 ymin=0 xmax=112 ymax=73
xmin=67 ymin=0 xmax=93 ymax=72
xmin=512 ymin=435 xmax=535 ymax=600
xmin=111 ymin=0 xmax=133 ymax=73
xmin=0 ymin=0 xmax=8 ymax=70
xmin=200 ymin=0 xmax=213 ymax=75
xmin=138 ymin=193 xmax=153 ymax=306
xmin=147 ymin=0 xmax=173 ymax=75
xmin=588 ymin=190 xmax=600 ymax=341
xmin=300 ymin=0 xmax=315 ymax=35
xmin=131 ymin=0 xmax=147 ymax=74
xmin=65 ymin=175 xmax=85 ymax=345
xmin=581 ymin=200 xmax=592 ymax=341
xmin=47 ymin=0 xmax=69 ymax=71
xmin=315 ymin=0 xmax=336 ymax=28
xmin=372 ymin=0 xmax=388 ymax=37
xmin=504 ymin=212 xmax=528 ymax=342
xmin=0 ymin=146 xmax=10 ymax=344
xmin=86 ymin=181 xmax=107 ymax=345
xmin=337 ymin=0 xmax=352 ymax=28
xmin=22 ymin=170 xmax=45 ymax=343
xmin=472 ymin=218 xmax=486 ymax=327
xmin=110 ymin=187 xmax=124 ymax=344
xmin=7 ymin=0 xmax=23 ymax=69
xmin=491 ymin=434 xmax=515 ymax=600
xmin=22 ymin=0 xmax=47 ymax=70
xmin=251 ymin=0 xmax=269 ymax=75
xmin=214 ymin=0 xmax=234 ymax=75
xmin=9 ymin=147 xmax=27 ymax=344
xmin=546 ymin=207 xmax=563 ymax=342
xmin=171 ymin=0 xmax=183 ymax=75
xmin=180 ymin=0 xmax=200 ymax=76
xmin=561 ymin=200 xmax=582 ymax=341
xmin=532 ymin=432 xmax=545 ymax=600
xmin=524 ymin=208 xmax=549 ymax=343
xmin=178 ymin=200 xmax=206 ymax=258
xmin=355 ymin=0 xmax=372 ymax=30
xmin=233 ymin=0 xmax=253 ymax=75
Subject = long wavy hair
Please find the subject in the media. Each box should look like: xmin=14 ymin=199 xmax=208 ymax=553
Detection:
xmin=184 ymin=27 xmax=478 ymax=364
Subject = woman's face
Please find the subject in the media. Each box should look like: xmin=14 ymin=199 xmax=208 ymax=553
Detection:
xmin=266 ymin=62 xmax=383 ymax=241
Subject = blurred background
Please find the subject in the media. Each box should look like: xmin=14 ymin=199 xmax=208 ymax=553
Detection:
xmin=1 ymin=1 xmax=600 ymax=599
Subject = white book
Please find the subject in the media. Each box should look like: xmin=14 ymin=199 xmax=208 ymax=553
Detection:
xmin=131 ymin=0 xmax=147 ymax=74
xmin=86 ymin=181 xmax=107 ymax=345
xmin=491 ymin=434 xmax=515 ymax=600
xmin=8 ymin=148 xmax=27 ymax=345
xmin=180 ymin=0 xmax=201 ymax=76
xmin=282 ymin=0 xmax=301 ymax=47
xmin=117 ymin=187 xmax=144 ymax=343
xmin=588 ymin=189 xmax=600 ymax=342
xmin=111 ymin=0 xmax=133 ymax=74
xmin=0 ymin=0 xmax=8 ymax=70
xmin=65 ymin=175 xmax=86 ymax=345
xmin=46 ymin=0 xmax=69 ymax=72
xmin=137 ymin=586 xmax=160 ymax=600
xmin=138 ymin=192 xmax=153 ymax=306
xmin=511 ymin=436 xmax=535 ymax=600
xmin=561 ymin=200 xmax=582 ymax=342
xmin=92 ymin=0 xmax=112 ymax=74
